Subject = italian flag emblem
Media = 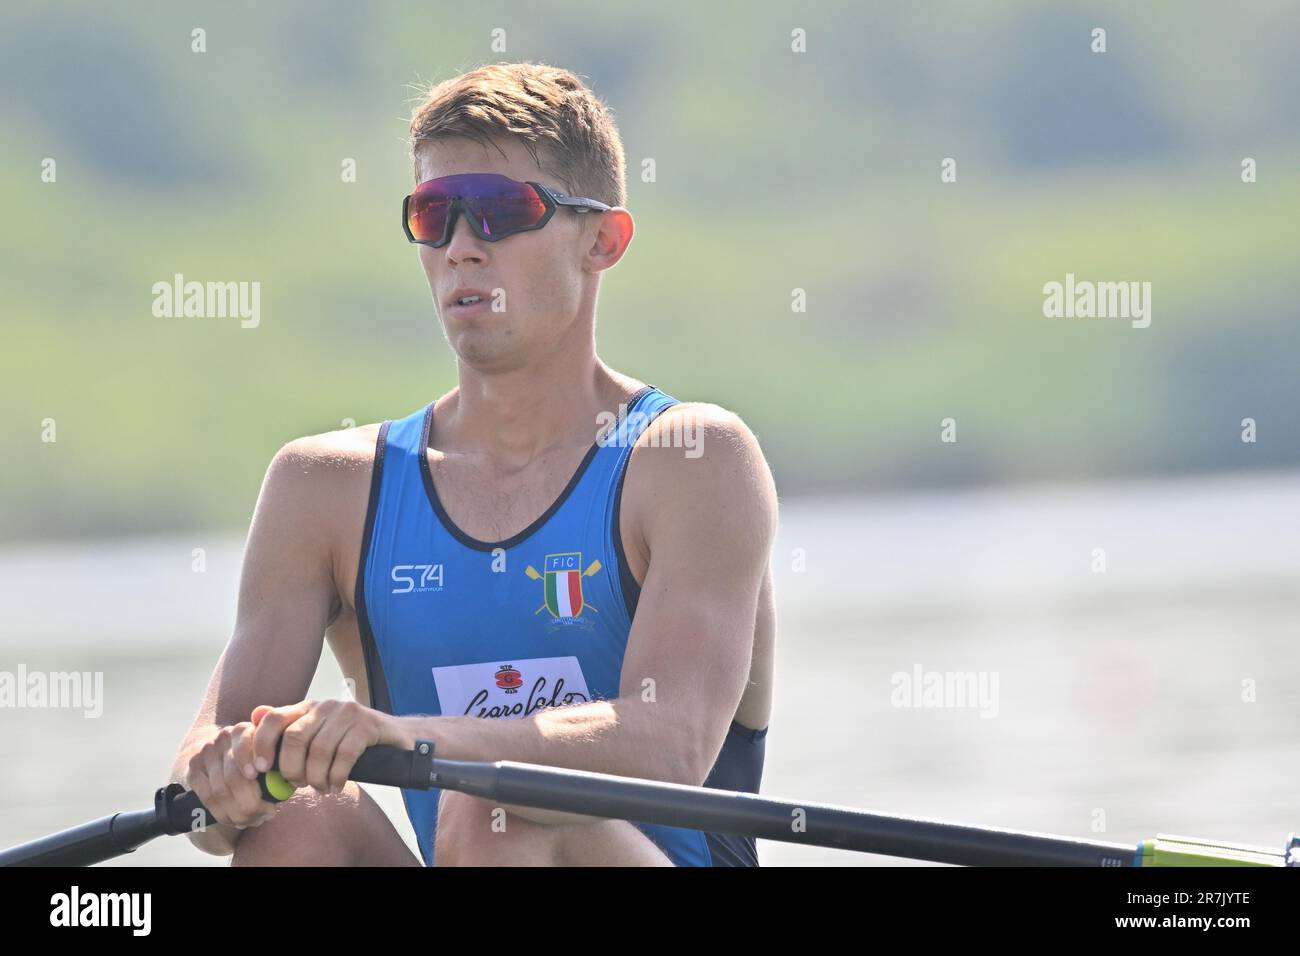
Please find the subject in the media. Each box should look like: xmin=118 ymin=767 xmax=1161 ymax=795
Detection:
xmin=545 ymin=552 xmax=585 ymax=618
xmin=526 ymin=552 xmax=602 ymax=619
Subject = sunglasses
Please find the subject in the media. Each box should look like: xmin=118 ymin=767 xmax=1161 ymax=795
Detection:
xmin=402 ymin=172 xmax=611 ymax=248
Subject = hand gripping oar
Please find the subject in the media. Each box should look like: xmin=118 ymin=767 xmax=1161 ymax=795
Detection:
xmin=0 ymin=742 xmax=434 ymax=867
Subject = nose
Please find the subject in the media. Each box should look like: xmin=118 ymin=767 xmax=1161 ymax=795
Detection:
xmin=444 ymin=203 xmax=488 ymax=266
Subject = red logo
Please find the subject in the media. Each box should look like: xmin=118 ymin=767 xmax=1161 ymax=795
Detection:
xmin=495 ymin=666 xmax=523 ymax=694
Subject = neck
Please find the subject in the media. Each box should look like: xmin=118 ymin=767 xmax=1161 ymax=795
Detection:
xmin=438 ymin=329 xmax=635 ymax=472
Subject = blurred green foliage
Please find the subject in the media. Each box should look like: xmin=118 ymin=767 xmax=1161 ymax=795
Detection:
xmin=2 ymin=1 xmax=1297 ymax=539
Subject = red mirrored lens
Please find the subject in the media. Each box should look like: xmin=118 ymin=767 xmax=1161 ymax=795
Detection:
xmin=407 ymin=191 xmax=450 ymax=243
xmin=406 ymin=174 xmax=548 ymax=244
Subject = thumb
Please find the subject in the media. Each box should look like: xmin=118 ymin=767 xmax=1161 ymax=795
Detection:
xmin=251 ymin=704 xmax=274 ymax=725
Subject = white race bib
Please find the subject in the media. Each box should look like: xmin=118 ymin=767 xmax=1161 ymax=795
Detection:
xmin=432 ymin=656 xmax=593 ymax=720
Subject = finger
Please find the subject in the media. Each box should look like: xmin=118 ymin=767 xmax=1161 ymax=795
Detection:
xmin=222 ymin=746 xmax=266 ymax=826
xmin=251 ymin=701 xmax=315 ymax=773
xmin=301 ymin=710 xmax=350 ymax=793
xmin=201 ymin=736 xmax=238 ymax=825
xmin=184 ymin=745 xmax=220 ymax=807
xmin=276 ymin=704 xmax=331 ymax=786
xmin=229 ymin=722 xmax=258 ymax=781
xmin=328 ymin=726 xmax=372 ymax=794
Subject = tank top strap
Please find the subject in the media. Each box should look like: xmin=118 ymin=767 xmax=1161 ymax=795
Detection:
xmin=594 ymin=385 xmax=680 ymax=620
xmin=598 ymin=385 xmax=680 ymax=455
xmin=381 ymin=402 xmax=432 ymax=464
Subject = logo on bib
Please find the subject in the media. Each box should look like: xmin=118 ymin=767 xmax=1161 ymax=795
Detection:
xmin=433 ymin=657 xmax=592 ymax=719
xmin=494 ymin=665 xmax=523 ymax=693
xmin=524 ymin=551 xmax=601 ymax=622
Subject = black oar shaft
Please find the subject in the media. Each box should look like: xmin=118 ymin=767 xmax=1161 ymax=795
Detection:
xmin=0 ymin=808 xmax=162 ymax=867
xmin=430 ymin=757 xmax=1137 ymax=866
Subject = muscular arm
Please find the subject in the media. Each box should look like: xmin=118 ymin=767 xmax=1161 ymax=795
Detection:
xmin=404 ymin=404 xmax=778 ymax=824
xmin=168 ymin=434 xmax=355 ymax=854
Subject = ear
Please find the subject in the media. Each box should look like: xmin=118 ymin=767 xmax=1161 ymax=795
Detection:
xmin=584 ymin=207 xmax=634 ymax=273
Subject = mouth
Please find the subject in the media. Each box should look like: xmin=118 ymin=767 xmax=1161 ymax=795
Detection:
xmin=446 ymin=287 xmax=491 ymax=309
xmin=445 ymin=287 xmax=494 ymax=319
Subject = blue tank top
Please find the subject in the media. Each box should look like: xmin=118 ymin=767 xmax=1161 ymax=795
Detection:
xmin=355 ymin=385 xmax=767 ymax=866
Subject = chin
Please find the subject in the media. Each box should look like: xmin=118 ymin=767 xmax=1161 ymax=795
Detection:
xmin=452 ymin=329 xmax=523 ymax=372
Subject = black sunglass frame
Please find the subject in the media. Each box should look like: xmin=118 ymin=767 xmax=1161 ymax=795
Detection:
xmin=401 ymin=178 xmax=611 ymax=248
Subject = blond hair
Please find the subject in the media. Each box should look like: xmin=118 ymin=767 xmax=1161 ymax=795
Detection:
xmin=409 ymin=61 xmax=627 ymax=208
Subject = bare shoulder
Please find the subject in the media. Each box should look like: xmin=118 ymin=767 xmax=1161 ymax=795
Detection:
xmin=654 ymin=401 xmax=765 ymax=456
xmin=256 ymin=423 xmax=385 ymax=535
xmin=270 ymin=422 xmax=385 ymax=479
xmin=640 ymin=401 xmax=774 ymax=486
xmin=623 ymin=401 xmax=778 ymax=552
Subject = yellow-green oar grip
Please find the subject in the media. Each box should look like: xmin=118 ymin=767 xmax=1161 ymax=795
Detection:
xmin=1139 ymin=834 xmax=1286 ymax=867
xmin=259 ymin=769 xmax=297 ymax=803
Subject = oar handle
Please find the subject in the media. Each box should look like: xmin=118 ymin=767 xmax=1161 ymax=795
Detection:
xmin=162 ymin=741 xmax=436 ymax=834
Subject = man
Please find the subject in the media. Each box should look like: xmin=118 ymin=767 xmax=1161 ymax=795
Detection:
xmin=170 ymin=61 xmax=777 ymax=866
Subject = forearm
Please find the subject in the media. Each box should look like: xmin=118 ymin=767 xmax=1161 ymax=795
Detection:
xmin=411 ymin=698 xmax=690 ymax=780
xmin=402 ymin=697 xmax=697 ymax=825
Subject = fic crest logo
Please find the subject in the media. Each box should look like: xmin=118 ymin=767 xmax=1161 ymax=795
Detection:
xmin=524 ymin=551 xmax=601 ymax=620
